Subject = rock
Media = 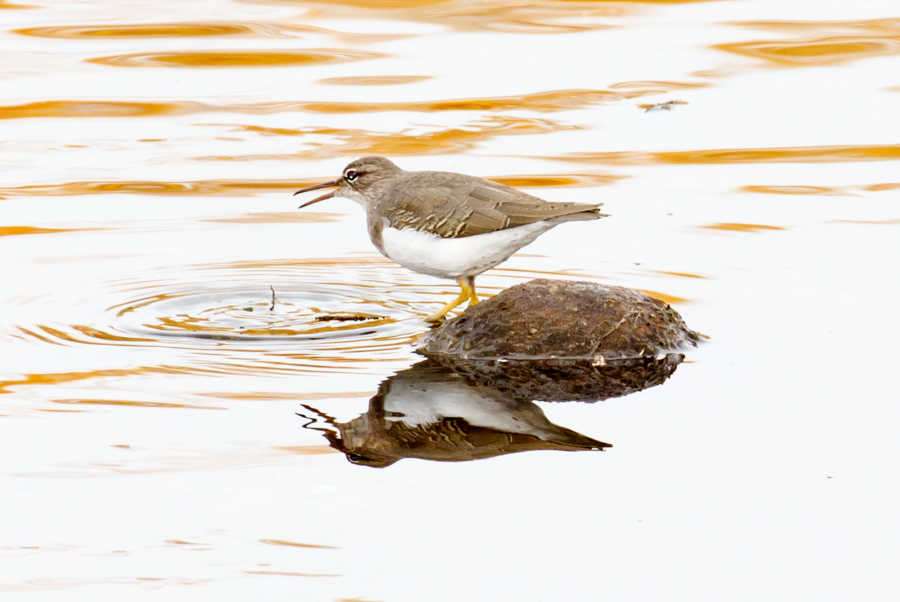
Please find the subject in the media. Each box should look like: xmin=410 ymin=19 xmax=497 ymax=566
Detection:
xmin=418 ymin=279 xmax=699 ymax=361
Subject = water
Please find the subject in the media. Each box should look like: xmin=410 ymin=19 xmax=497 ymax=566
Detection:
xmin=2 ymin=0 xmax=900 ymax=599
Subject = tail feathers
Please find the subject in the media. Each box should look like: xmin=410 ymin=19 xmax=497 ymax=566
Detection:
xmin=551 ymin=204 xmax=607 ymax=223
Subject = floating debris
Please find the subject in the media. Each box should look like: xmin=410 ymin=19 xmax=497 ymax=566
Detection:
xmin=314 ymin=312 xmax=385 ymax=322
xmin=640 ymin=100 xmax=687 ymax=112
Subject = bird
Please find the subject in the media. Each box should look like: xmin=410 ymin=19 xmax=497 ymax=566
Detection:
xmin=294 ymin=156 xmax=605 ymax=322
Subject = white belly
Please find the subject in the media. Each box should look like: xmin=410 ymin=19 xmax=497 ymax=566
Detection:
xmin=379 ymin=222 xmax=555 ymax=279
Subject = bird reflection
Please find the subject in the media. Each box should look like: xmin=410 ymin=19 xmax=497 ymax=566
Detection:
xmin=298 ymin=359 xmax=621 ymax=468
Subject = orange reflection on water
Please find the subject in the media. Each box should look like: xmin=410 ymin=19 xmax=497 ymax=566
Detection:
xmin=702 ymin=223 xmax=786 ymax=233
xmin=717 ymin=37 xmax=900 ymax=66
xmin=639 ymin=290 xmax=689 ymax=305
xmin=563 ymin=144 xmax=900 ymax=165
xmin=210 ymin=116 xmax=578 ymax=158
xmin=492 ymin=173 xmax=622 ymax=188
xmin=0 ymin=172 xmax=619 ymax=199
xmin=0 ymin=366 xmax=201 ymax=395
xmin=731 ymin=18 xmax=900 ymax=36
xmin=719 ymin=19 xmax=900 ymax=66
xmin=299 ymin=84 xmax=698 ymax=113
xmin=16 ymin=23 xmax=257 ymax=38
xmin=0 ymin=101 xmax=194 ymax=120
xmin=259 ymin=539 xmax=338 ymax=549
xmin=317 ymin=75 xmax=431 ymax=86
xmin=864 ymin=183 xmax=900 ymax=191
xmin=89 ymin=48 xmax=382 ymax=68
xmin=0 ymin=226 xmax=96 ymax=237
xmin=273 ymin=0 xmax=718 ymax=34
xmin=830 ymin=218 xmax=900 ymax=226
xmin=0 ymin=179 xmax=346 ymax=197
xmin=51 ymin=399 xmax=226 ymax=410
xmin=740 ymin=185 xmax=843 ymax=195
xmin=0 ymin=82 xmax=697 ymax=122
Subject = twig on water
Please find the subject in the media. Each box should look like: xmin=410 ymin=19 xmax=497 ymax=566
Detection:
xmin=269 ymin=286 xmax=276 ymax=311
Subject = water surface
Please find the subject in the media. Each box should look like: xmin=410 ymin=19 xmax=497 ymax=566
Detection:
xmin=2 ymin=0 xmax=899 ymax=600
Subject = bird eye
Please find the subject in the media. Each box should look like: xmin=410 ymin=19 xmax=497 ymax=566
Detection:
xmin=344 ymin=170 xmax=358 ymax=182
xmin=347 ymin=453 xmax=365 ymax=463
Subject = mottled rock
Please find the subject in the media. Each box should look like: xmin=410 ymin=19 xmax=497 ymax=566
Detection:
xmin=419 ymin=279 xmax=699 ymax=361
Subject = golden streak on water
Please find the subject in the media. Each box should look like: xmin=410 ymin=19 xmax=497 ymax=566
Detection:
xmin=716 ymin=37 xmax=900 ymax=66
xmin=491 ymin=173 xmax=624 ymax=188
xmin=0 ymin=226 xmax=98 ymax=237
xmin=297 ymin=85 xmax=695 ymax=113
xmin=729 ymin=18 xmax=900 ymax=35
xmin=655 ymin=271 xmax=708 ymax=279
xmin=0 ymin=82 xmax=700 ymax=122
xmin=317 ymin=75 xmax=432 ymax=85
xmin=829 ymin=218 xmax=900 ymax=226
xmin=204 ymin=212 xmax=340 ymax=224
xmin=562 ymin=144 xmax=900 ymax=165
xmin=268 ymin=0 xmax=720 ymax=34
xmin=259 ymin=539 xmax=339 ymax=549
xmin=0 ymin=366 xmax=204 ymax=395
xmin=0 ymin=173 xmax=620 ymax=198
xmin=88 ymin=49 xmax=383 ymax=68
xmin=740 ymin=185 xmax=844 ymax=195
xmin=701 ymin=223 xmax=786 ymax=233
xmin=0 ymin=101 xmax=195 ymax=120
xmin=51 ymin=399 xmax=226 ymax=410
xmin=15 ymin=23 xmax=256 ymax=38
xmin=638 ymin=290 xmax=689 ymax=305
xmin=202 ymin=391 xmax=371 ymax=400
xmin=209 ymin=115 xmax=579 ymax=158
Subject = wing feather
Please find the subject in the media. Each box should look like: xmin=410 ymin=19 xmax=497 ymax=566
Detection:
xmin=382 ymin=175 xmax=603 ymax=238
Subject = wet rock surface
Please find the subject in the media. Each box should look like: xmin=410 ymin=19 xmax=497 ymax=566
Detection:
xmin=419 ymin=279 xmax=699 ymax=361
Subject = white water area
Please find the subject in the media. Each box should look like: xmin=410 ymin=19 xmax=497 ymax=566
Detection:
xmin=1 ymin=0 xmax=899 ymax=600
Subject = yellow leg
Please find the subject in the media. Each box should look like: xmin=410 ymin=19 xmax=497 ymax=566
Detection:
xmin=425 ymin=276 xmax=477 ymax=322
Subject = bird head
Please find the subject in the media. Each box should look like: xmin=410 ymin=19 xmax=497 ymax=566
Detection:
xmin=294 ymin=156 xmax=401 ymax=209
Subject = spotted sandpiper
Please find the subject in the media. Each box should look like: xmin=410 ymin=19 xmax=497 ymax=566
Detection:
xmin=295 ymin=156 xmax=605 ymax=322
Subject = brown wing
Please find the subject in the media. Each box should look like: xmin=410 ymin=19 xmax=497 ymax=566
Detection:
xmin=382 ymin=174 xmax=604 ymax=238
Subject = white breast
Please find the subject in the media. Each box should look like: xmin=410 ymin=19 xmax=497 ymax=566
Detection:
xmin=379 ymin=221 xmax=555 ymax=279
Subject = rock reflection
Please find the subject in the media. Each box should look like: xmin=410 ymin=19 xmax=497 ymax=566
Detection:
xmin=299 ymin=354 xmax=684 ymax=468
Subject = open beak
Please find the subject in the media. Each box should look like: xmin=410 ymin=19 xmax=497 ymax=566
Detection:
xmin=294 ymin=179 xmax=341 ymax=208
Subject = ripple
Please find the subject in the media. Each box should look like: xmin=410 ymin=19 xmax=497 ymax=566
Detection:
xmin=200 ymin=116 xmax=581 ymax=159
xmin=15 ymin=23 xmax=257 ymax=39
xmin=2 ymin=258 xmax=602 ymax=380
xmin=6 ymin=259 xmax=439 ymax=376
xmin=89 ymin=49 xmax=382 ymax=68
xmin=560 ymin=144 xmax=900 ymax=165
xmin=720 ymin=18 xmax=900 ymax=67
xmin=716 ymin=37 xmax=900 ymax=67
xmin=0 ymin=82 xmax=697 ymax=122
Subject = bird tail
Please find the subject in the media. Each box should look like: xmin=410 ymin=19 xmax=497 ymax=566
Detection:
xmin=553 ymin=204 xmax=607 ymax=223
